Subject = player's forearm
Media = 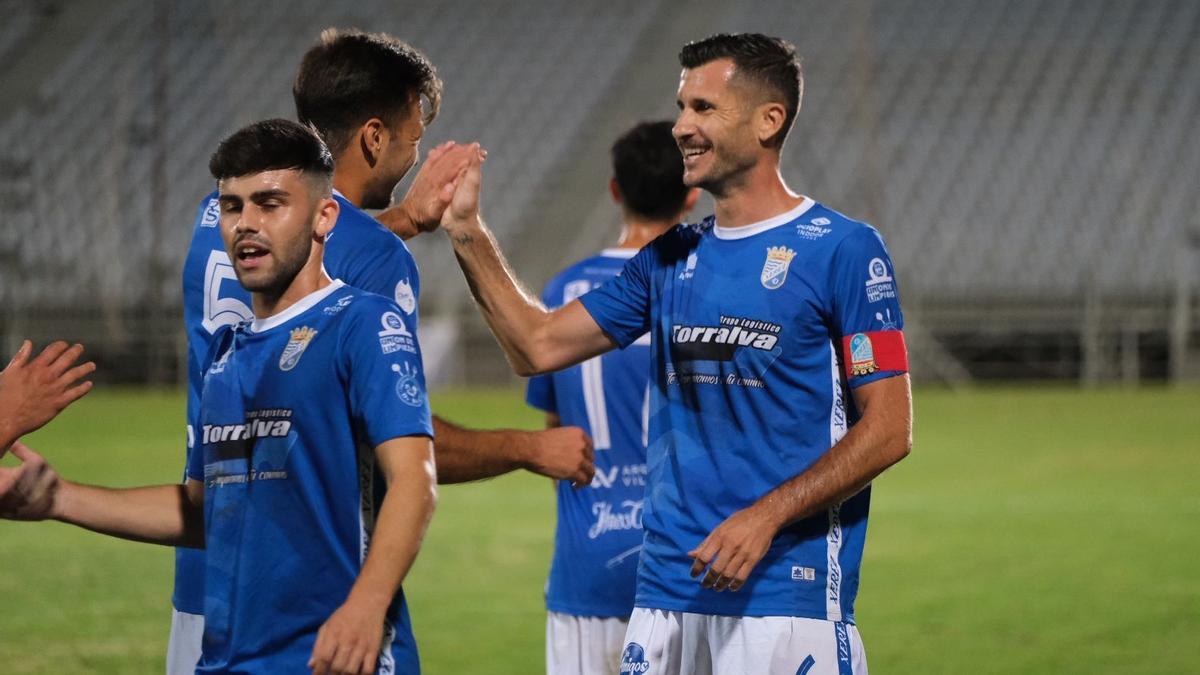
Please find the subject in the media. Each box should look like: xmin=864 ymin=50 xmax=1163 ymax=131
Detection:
xmin=445 ymin=217 xmax=557 ymax=375
xmin=376 ymin=203 xmax=420 ymax=241
xmin=751 ymin=380 xmax=912 ymax=531
xmin=347 ymin=468 xmax=436 ymax=611
xmin=55 ymin=481 xmax=204 ymax=548
xmin=431 ymin=416 xmax=528 ymax=483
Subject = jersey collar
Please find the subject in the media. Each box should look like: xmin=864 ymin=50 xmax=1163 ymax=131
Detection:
xmin=600 ymin=248 xmax=639 ymax=259
xmin=249 ymin=278 xmax=345 ymax=333
xmin=712 ymin=197 xmax=815 ymax=240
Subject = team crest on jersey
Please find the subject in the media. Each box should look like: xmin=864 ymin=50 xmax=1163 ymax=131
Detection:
xmin=279 ymin=326 xmax=317 ymax=371
xmin=848 ymin=333 xmax=878 ymax=376
xmin=390 ymin=362 xmax=424 ymax=407
xmin=394 ymin=278 xmax=416 ymax=315
xmin=865 ymin=257 xmax=897 ymax=303
xmin=200 ymin=198 xmax=220 ymax=228
xmin=760 ymin=246 xmax=796 ymax=290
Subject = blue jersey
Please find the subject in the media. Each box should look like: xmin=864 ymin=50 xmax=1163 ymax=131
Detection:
xmin=526 ymin=249 xmax=651 ymax=618
xmin=177 ymin=191 xmax=421 ymax=614
xmin=578 ymin=199 xmax=909 ymax=622
xmin=186 ymin=281 xmax=432 ymax=673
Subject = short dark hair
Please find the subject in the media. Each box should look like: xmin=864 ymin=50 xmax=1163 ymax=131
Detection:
xmin=679 ymin=33 xmax=802 ymax=149
xmin=293 ymin=28 xmax=442 ymax=157
xmin=209 ymin=119 xmax=334 ymax=188
xmin=611 ymin=121 xmax=689 ymax=221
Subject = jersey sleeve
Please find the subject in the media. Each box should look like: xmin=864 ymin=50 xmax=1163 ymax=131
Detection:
xmin=525 ymin=282 xmax=562 ymax=413
xmin=340 ymin=297 xmax=434 ymax=447
xmin=338 ymin=234 xmax=421 ymax=328
xmin=577 ymin=245 xmax=653 ymax=349
xmin=829 ymin=227 xmax=909 ymax=388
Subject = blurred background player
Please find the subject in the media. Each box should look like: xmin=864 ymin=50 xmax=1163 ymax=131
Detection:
xmin=175 ymin=29 xmax=594 ymax=673
xmin=526 ymin=120 xmax=697 ymax=675
xmin=434 ymin=32 xmax=912 ymax=674
xmin=2 ymin=119 xmax=438 ymax=673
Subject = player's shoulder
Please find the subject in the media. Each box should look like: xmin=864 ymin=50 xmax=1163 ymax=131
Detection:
xmin=787 ymin=201 xmax=882 ymax=249
xmin=544 ymin=250 xmax=635 ymax=303
xmin=328 ymin=285 xmax=411 ymax=330
xmin=328 ymin=195 xmax=411 ymax=256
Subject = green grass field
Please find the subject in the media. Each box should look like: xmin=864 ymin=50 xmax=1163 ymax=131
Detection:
xmin=1 ymin=385 xmax=1197 ymax=674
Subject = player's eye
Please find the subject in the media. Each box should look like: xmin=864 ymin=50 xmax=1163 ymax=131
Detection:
xmin=220 ymin=203 xmax=241 ymax=214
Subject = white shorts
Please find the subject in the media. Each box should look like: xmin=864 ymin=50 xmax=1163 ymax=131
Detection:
xmin=166 ymin=608 xmax=204 ymax=675
xmin=547 ymin=611 xmax=631 ymax=675
xmin=620 ymin=608 xmax=868 ymax=675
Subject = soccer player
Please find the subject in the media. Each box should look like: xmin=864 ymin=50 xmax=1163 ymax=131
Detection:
xmin=527 ymin=121 xmax=697 ymax=675
xmin=2 ymin=119 xmax=436 ymax=674
xmin=435 ymin=33 xmax=912 ymax=674
xmin=174 ymin=29 xmax=593 ymax=672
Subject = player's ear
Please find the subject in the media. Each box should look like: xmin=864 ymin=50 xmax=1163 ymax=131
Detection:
xmin=755 ymin=101 xmax=787 ymax=147
xmin=359 ymin=118 xmax=386 ymax=167
xmin=609 ymin=178 xmax=622 ymax=205
xmin=312 ymin=197 xmax=339 ymax=240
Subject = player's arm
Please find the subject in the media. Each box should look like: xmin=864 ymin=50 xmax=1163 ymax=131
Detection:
xmin=439 ymin=154 xmax=617 ymax=376
xmin=689 ymin=375 xmax=912 ymax=591
xmin=431 ymin=415 xmax=593 ymax=487
xmin=376 ymin=142 xmax=477 ymax=240
xmin=309 ymin=435 xmax=436 ymax=675
xmin=0 ymin=442 xmax=205 ymax=548
xmin=0 ymin=341 xmax=95 ymax=452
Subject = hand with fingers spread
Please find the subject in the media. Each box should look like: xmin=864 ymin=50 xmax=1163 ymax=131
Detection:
xmin=688 ymin=504 xmax=780 ymax=593
xmin=0 ymin=340 xmax=96 ymax=452
xmin=378 ymin=141 xmax=486 ymax=239
xmin=0 ymin=442 xmax=63 ymax=520
xmin=308 ymin=596 xmax=387 ymax=675
xmin=521 ymin=426 xmax=595 ymax=487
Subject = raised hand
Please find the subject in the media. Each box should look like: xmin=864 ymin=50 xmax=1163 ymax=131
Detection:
xmin=0 ymin=340 xmax=95 ymax=452
xmin=379 ymin=142 xmax=485 ymax=239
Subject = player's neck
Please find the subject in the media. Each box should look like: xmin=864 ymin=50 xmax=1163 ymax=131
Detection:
xmin=252 ymin=258 xmax=333 ymax=320
xmin=331 ymin=172 xmax=364 ymax=209
xmin=712 ymin=163 xmax=803 ymax=230
xmin=617 ymin=218 xmax=676 ymax=250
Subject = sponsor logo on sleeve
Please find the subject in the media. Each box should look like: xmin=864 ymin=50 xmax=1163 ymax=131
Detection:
xmin=390 ymin=362 xmax=424 ymax=407
xmin=620 ymin=643 xmax=650 ymax=674
xmin=200 ymin=199 xmax=220 ymax=228
xmin=865 ymin=257 xmax=896 ymax=303
xmin=761 ymin=245 xmax=797 ymax=290
xmin=875 ymin=308 xmax=898 ymax=331
xmin=394 ymin=279 xmax=416 ymax=315
xmin=378 ymin=311 xmax=416 ymax=354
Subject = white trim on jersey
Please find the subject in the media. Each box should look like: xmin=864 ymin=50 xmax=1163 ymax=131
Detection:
xmin=249 ymin=278 xmax=345 ymax=333
xmin=712 ymin=197 xmax=815 ymax=240
xmin=600 ymin=247 xmax=639 ymax=259
xmin=581 ymin=356 xmax=611 ymax=450
xmin=826 ymin=342 xmax=850 ymax=623
xmin=641 ymin=383 xmax=651 ymax=448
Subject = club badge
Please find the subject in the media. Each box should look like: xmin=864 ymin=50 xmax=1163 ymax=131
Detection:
xmin=760 ymin=246 xmax=796 ymax=290
xmin=279 ymin=326 xmax=317 ymax=371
